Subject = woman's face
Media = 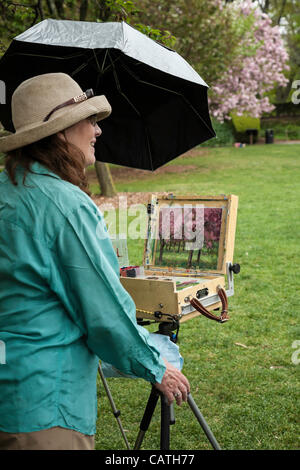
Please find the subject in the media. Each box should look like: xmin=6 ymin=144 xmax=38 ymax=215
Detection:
xmin=61 ymin=115 xmax=102 ymax=167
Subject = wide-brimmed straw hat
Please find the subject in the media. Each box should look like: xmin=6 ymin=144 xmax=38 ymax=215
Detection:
xmin=0 ymin=72 xmax=112 ymax=153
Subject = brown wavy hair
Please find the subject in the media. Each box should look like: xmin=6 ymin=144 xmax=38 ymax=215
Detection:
xmin=5 ymin=132 xmax=91 ymax=196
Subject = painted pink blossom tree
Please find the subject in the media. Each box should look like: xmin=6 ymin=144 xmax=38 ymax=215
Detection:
xmin=209 ymin=0 xmax=289 ymax=121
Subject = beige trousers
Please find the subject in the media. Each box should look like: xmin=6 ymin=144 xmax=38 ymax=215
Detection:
xmin=0 ymin=426 xmax=95 ymax=450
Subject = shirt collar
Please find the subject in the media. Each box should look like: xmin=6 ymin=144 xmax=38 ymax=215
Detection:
xmin=30 ymin=161 xmax=61 ymax=180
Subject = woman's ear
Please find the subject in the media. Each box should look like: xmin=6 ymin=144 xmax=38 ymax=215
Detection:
xmin=57 ymin=131 xmax=66 ymax=141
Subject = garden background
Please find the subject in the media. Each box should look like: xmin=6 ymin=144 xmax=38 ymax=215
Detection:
xmin=0 ymin=0 xmax=299 ymax=450
xmin=89 ymin=143 xmax=299 ymax=451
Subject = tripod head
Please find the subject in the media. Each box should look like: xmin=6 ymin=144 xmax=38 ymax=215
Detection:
xmin=137 ymin=318 xmax=180 ymax=343
xmin=156 ymin=320 xmax=180 ymax=343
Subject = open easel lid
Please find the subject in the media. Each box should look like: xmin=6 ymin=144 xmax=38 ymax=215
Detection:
xmin=143 ymin=194 xmax=238 ymax=275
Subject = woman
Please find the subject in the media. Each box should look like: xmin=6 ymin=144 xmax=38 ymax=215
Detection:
xmin=0 ymin=73 xmax=190 ymax=450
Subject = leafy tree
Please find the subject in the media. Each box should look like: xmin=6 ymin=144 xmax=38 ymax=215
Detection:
xmin=263 ymin=0 xmax=300 ymax=103
xmin=0 ymin=0 xmax=176 ymax=53
xmin=0 ymin=0 xmax=175 ymax=196
xmin=133 ymin=0 xmax=249 ymax=85
xmin=234 ymin=0 xmax=300 ymax=104
xmin=209 ymin=0 xmax=289 ymax=120
xmin=134 ymin=0 xmax=289 ymax=121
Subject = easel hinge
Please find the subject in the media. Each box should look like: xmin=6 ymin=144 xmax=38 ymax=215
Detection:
xmin=147 ymin=203 xmax=154 ymax=214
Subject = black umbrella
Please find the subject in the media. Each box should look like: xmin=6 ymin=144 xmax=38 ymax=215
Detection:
xmin=0 ymin=19 xmax=215 ymax=171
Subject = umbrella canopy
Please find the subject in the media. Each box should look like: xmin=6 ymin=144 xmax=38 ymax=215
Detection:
xmin=0 ymin=19 xmax=215 ymax=170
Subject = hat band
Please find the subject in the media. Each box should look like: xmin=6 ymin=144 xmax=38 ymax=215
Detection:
xmin=43 ymin=88 xmax=94 ymax=122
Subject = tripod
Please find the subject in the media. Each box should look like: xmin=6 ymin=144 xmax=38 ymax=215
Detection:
xmin=98 ymin=320 xmax=221 ymax=450
xmin=133 ymin=386 xmax=221 ymax=450
xmin=133 ymin=320 xmax=221 ymax=450
xmin=98 ymin=362 xmax=130 ymax=450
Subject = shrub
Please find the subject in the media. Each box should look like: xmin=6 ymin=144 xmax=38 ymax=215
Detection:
xmin=201 ymin=118 xmax=235 ymax=147
xmin=231 ymin=114 xmax=260 ymax=133
xmin=260 ymin=118 xmax=300 ymax=140
xmin=231 ymin=114 xmax=260 ymax=143
xmin=285 ymin=124 xmax=300 ymax=140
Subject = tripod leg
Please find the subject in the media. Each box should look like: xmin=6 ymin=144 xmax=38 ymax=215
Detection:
xmin=134 ymin=386 xmax=159 ymax=450
xmin=187 ymin=394 xmax=221 ymax=450
xmin=98 ymin=364 xmax=130 ymax=450
xmin=170 ymin=403 xmax=175 ymax=425
xmin=160 ymin=395 xmax=170 ymax=450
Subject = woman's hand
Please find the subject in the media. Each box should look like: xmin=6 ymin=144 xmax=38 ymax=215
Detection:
xmin=154 ymin=358 xmax=190 ymax=406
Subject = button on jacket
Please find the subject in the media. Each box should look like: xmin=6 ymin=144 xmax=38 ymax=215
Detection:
xmin=0 ymin=162 xmax=166 ymax=435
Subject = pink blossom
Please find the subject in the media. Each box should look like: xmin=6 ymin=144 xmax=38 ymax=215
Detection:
xmin=209 ymin=0 xmax=289 ymax=121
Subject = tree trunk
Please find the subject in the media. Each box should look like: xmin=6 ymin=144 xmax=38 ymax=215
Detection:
xmin=98 ymin=0 xmax=112 ymax=21
xmin=94 ymin=161 xmax=117 ymax=197
xmin=276 ymin=72 xmax=296 ymax=103
xmin=55 ymin=0 xmax=65 ymax=18
xmin=80 ymin=0 xmax=89 ymax=21
xmin=46 ymin=0 xmax=58 ymax=18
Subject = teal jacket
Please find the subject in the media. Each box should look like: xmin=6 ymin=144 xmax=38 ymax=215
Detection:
xmin=0 ymin=162 xmax=165 ymax=435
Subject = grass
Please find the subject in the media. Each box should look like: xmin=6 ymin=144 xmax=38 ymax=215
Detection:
xmin=92 ymin=143 xmax=300 ymax=450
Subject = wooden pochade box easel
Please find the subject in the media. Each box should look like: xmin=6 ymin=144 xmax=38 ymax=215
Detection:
xmin=120 ymin=194 xmax=239 ymax=324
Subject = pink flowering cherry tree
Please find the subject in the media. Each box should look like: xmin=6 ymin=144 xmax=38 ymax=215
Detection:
xmin=209 ymin=0 xmax=289 ymax=121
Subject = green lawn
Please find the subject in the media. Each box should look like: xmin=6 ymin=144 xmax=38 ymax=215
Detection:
xmin=94 ymin=144 xmax=300 ymax=450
